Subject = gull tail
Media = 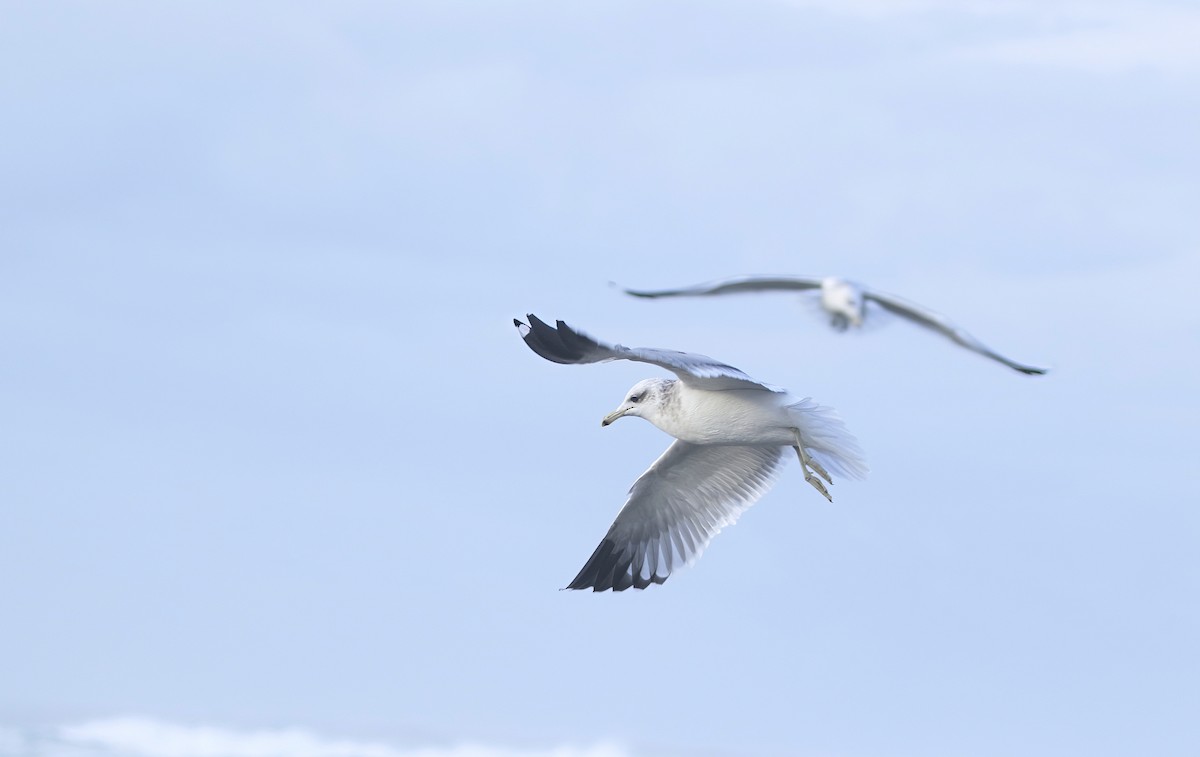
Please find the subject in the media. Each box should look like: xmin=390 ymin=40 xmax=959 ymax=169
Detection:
xmin=788 ymin=398 xmax=869 ymax=481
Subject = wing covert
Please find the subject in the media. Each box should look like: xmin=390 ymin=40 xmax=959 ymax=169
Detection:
xmin=515 ymin=314 xmax=778 ymax=391
xmin=622 ymin=276 xmax=824 ymax=298
xmin=864 ymin=291 xmax=1048 ymax=375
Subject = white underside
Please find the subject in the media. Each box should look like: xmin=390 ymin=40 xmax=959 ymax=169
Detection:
xmin=649 ymin=383 xmax=868 ymax=480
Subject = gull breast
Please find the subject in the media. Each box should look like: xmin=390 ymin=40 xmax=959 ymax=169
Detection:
xmin=660 ymin=385 xmax=793 ymax=446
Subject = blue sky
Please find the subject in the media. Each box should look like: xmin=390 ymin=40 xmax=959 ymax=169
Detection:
xmin=2 ymin=2 xmax=1198 ymax=756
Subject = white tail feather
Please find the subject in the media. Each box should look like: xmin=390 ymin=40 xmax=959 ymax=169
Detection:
xmin=788 ymin=398 xmax=869 ymax=481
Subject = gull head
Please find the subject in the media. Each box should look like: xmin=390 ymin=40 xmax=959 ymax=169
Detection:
xmin=821 ymin=277 xmax=866 ymax=329
xmin=602 ymin=378 xmax=673 ymax=427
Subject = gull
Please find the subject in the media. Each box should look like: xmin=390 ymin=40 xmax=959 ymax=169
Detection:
xmin=621 ymin=275 xmax=1048 ymax=375
xmin=514 ymin=314 xmax=867 ymax=592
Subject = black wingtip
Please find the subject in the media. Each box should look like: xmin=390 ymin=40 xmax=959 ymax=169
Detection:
xmin=514 ymin=314 xmax=599 ymax=365
xmin=564 ymin=537 xmax=665 ymax=592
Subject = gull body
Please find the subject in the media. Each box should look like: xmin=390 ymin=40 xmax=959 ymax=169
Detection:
xmin=603 ymin=378 xmax=806 ymax=447
xmin=515 ymin=315 xmax=867 ymax=592
xmin=622 ymin=275 xmax=1047 ymax=375
xmin=819 ymin=276 xmax=866 ymax=330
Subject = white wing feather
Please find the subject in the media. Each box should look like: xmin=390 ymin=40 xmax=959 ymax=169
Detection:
xmin=566 ymin=442 xmax=785 ymax=591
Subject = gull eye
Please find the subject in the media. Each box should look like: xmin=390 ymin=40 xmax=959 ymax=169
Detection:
xmin=630 ymin=394 xmax=641 ymax=403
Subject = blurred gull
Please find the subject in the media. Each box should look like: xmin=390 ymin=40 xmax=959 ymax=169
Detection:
xmin=621 ymin=275 xmax=1048 ymax=375
xmin=514 ymin=315 xmax=867 ymax=592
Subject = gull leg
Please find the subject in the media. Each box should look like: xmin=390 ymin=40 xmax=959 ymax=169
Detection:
xmin=793 ymin=430 xmax=832 ymax=484
xmin=808 ymin=457 xmax=832 ymax=486
xmin=793 ymin=430 xmax=833 ymax=502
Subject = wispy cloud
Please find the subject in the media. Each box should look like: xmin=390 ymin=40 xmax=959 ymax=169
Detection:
xmin=776 ymin=0 xmax=1163 ymax=20
xmin=7 ymin=717 xmax=629 ymax=757
xmin=772 ymin=0 xmax=1097 ymax=20
xmin=969 ymin=7 xmax=1200 ymax=73
xmin=777 ymin=0 xmax=1200 ymax=73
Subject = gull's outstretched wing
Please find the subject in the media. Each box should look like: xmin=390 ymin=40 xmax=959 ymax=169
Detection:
xmin=567 ymin=441 xmax=785 ymax=591
xmin=622 ymin=275 xmax=824 ymax=299
xmin=515 ymin=314 xmax=779 ymax=392
xmin=864 ymin=290 xmax=1048 ymax=375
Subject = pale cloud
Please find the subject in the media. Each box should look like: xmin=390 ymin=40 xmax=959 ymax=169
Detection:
xmin=771 ymin=0 xmax=1112 ymax=20
xmin=773 ymin=0 xmax=1167 ymax=21
xmin=776 ymin=0 xmax=1200 ymax=73
xmin=968 ymin=8 xmax=1200 ymax=73
xmin=34 ymin=718 xmax=630 ymax=757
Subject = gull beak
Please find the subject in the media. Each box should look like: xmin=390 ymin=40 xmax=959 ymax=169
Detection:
xmin=601 ymin=407 xmax=627 ymax=427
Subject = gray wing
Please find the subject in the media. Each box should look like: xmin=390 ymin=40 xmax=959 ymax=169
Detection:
xmin=515 ymin=314 xmax=779 ymax=391
xmin=622 ymin=275 xmax=824 ymax=298
xmin=567 ymin=442 xmax=785 ymax=591
xmin=865 ymin=290 xmax=1048 ymax=375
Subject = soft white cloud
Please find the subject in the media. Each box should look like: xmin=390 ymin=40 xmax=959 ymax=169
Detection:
xmin=778 ymin=0 xmax=1200 ymax=72
xmin=39 ymin=718 xmax=630 ymax=757
xmin=775 ymin=0 xmax=1162 ymax=21
xmin=970 ymin=8 xmax=1200 ymax=73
